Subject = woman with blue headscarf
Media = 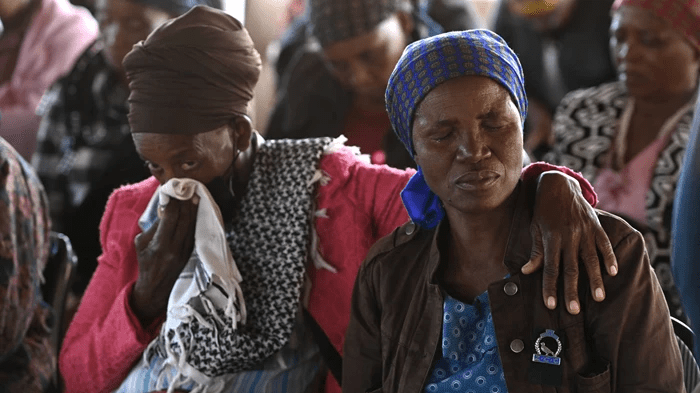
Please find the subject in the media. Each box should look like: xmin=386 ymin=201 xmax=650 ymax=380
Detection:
xmin=343 ymin=30 xmax=684 ymax=392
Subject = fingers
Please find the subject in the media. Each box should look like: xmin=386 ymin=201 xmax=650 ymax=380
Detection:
xmin=522 ymin=225 xmax=544 ymax=275
xmin=134 ymin=218 xmax=159 ymax=251
xmin=562 ymin=236 xmax=580 ymax=315
xmin=595 ymin=227 xmax=618 ymax=276
xmin=155 ymin=198 xmax=198 ymax=245
xmin=580 ymin=231 xmax=606 ymax=302
xmin=541 ymin=236 xmax=561 ymax=311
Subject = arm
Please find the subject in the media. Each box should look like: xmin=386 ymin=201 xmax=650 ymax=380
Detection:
xmin=672 ymin=100 xmax=700 ymax=356
xmin=587 ymin=217 xmax=683 ymax=390
xmin=342 ymin=262 xmax=383 ymax=393
xmin=59 ymin=190 xmax=164 ymax=393
xmin=522 ymin=163 xmax=617 ymax=315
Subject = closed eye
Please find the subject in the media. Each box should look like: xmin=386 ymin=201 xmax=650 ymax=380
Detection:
xmin=432 ymin=130 xmax=454 ymax=142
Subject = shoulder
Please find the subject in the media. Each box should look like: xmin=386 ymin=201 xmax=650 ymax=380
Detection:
xmin=33 ymin=0 xmax=98 ymax=46
xmin=558 ymin=81 xmax=626 ymax=112
xmin=41 ymin=0 xmax=97 ymax=26
xmin=360 ymin=222 xmax=433 ymax=281
xmin=99 ymin=177 xmax=158 ymax=238
xmin=319 ymin=144 xmax=414 ymax=185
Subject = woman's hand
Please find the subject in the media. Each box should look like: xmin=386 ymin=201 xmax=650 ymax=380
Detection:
xmin=131 ymin=198 xmax=198 ymax=326
xmin=522 ymin=171 xmax=618 ymax=314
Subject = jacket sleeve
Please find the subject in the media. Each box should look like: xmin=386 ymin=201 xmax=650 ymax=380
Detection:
xmin=59 ymin=189 xmax=162 ymax=393
xmin=586 ymin=217 xmax=684 ymax=391
xmin=342 ymin=260 xmax=383 ymax=393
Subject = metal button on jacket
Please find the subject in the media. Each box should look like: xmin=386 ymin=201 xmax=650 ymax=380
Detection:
xmin=405 ymin=222 xmax=416 ymax=235
xmin=510 ymin=339 xmax=525 ymax=353
xmin=504 ymin=281 xmax=518 ymax=296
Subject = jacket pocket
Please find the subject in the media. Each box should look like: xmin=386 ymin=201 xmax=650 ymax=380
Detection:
xmin=575 ymin=362 xmax=611 ymax=393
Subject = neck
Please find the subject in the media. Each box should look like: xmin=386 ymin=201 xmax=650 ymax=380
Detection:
xmin=215 ymin=132 xmax=259 ymax=223
xmin=633 ymin=89 xmax=696 ymax=120
xmin=444 ymin=191 xmax=518 ymax=271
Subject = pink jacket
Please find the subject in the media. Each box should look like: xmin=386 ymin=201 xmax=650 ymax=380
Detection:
xmin=0 ymin=0 xmax=98 ymax=159
xmin=59 ymin=145 xmax=593 ymax=393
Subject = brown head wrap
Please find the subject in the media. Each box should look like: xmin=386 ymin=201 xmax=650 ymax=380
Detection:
xmin=124 ymin=5 xmax=262 ymax=135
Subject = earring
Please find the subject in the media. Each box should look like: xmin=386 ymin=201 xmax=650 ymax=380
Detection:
xmin=228 ymin=148 xmax=240 ymax=198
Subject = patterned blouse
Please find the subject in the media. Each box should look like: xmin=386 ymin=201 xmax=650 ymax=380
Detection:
xmin=544 ymin=80 xmax=695 ymax=322
xmin=424 ymin=291 xmax=508 ymax=393
xmin=0 ymin=137 xmax=53 ymax=392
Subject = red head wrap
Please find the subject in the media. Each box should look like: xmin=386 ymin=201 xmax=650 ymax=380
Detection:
xmin=612 ymin=0 xmax=700 ymax=51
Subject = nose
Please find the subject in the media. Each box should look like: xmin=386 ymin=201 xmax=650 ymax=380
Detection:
xmin=456 ymin=131 xmax=491 ymax=163
xmin=156 ymin=166 xmax=186 ymax=185
xmin=616 ymin=37 xmax=643 ymax=66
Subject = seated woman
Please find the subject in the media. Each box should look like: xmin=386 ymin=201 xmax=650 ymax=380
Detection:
xmin=60 ymin=6 xmax=619 ymax=393
xmin=544 ymin=0 xmax=700 ymax=322
xmin=344 ymin=29 xmax=684 ymax=392
xmin=0 ymin=137 xmax=52 ymax=392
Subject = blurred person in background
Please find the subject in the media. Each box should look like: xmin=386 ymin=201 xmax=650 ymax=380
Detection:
xmin=0 ymin=0 xmax=98 ymax=159
xmin=493 ymin=0 xmax=617 ymax=159
xmin=31 ymin=0 xmax=223 ymax=304
xmin=545 ymin=0 xmax=700 ymax=323
xmin=673 ymin=99 xmax=700 ymax=356
xmin=266 ymin=0 xmax=482 ymax=169
xmin=0 ymin=137 xmax=52 ymax=392
xmin=59 ymin=7 xmax=621 ymax=393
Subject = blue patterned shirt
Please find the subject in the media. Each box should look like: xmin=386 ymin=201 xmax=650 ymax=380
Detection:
xmin=424 ymin=291 xmax=508 ymax=393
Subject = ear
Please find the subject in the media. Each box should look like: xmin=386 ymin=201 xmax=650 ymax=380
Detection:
xmin=396 ymin=10 xmax=414 ymax=38
xmin=230 ymin=115 xmax=253 ymax=152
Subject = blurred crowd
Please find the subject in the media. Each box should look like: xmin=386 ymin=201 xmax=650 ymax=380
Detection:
xmin=0 ymin=0 xmax=699 ymax=392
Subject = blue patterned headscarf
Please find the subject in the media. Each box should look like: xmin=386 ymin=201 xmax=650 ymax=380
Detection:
xmin=385 ymin=29 xmax=527 ymax=228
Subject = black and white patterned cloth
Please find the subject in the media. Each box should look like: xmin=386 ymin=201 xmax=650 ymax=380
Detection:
xmin=144 ymin=137 xmax=332 ymax=388
xmin=544 ymin=81 xmax=695 ymax=323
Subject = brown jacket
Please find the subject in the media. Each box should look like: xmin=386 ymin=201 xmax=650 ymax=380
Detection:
xmin=343 ymin=185 xmax=684 ymax=393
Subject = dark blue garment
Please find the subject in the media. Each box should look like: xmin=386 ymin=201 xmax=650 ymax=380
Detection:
xmin=672 ymin=98 xmax=700 ymax=358
xmin=424 ymin=291 xmax=507 ymax=393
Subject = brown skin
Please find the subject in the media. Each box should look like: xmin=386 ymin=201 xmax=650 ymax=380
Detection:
xmin=95 ymin=0 xmax=174 ymax=86
xmin=322 ymin=12 xmax=413 ymax=112
xmin=0 ymin=0 xmax=31 ymax=20
xmin=130 ymin=117 xmax=254 ymax=326
xmin=413 ymin=76 xmax=616 ymax=312
xmin=610 ymin=6 xmax=700 ymax=165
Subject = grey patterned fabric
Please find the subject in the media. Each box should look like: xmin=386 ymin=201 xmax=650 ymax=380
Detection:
xmin=146 ymin=138 xmax=331 ymax=380
xmin=544 ymin=80 xmax=694 ymax=323
xmin=307 ymin=0 xmax=402 ymax=46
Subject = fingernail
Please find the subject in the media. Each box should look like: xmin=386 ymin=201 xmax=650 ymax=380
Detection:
xmin=569 ymin=301 xmax=580 ymax=314
xmin=610 ymin=265 xmax=618 ymax=276
xmin=595 ymin=288 xmax=604 ymax=300
xmin=547 ymin=297 xmax=556 ymax=309
xmin=192 ymin=195 xmax=200 ymax=205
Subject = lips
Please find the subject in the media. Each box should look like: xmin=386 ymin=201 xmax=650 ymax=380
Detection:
xmin=454 ymin=170 xmax=500 ymax=191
